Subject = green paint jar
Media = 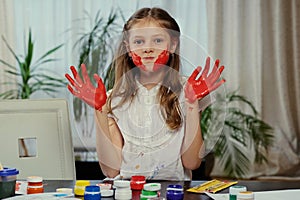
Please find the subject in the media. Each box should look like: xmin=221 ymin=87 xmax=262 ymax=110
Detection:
xmin=229 ymin=185 xmax=247 ymax=200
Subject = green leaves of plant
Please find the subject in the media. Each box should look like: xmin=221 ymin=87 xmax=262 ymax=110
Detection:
xmin=201 ymin=91 xmax=274 ymax=178
xmin=72 ymin=9 xmax=123 ymax=122
xmin=0 ymin=29 xmax=66 ymax=99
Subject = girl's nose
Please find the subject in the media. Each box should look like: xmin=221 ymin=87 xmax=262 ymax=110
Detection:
xmin=143 ymin=40 xmax=154 ymax=53
xmin=143 ymin=48 xmax=154 ymax=54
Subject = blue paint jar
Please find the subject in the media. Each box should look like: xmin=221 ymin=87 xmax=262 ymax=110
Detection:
xmin=166 ymin=184 xmax=184 ymax=200
xmin=84 ymin=185 xmax=101 ymax=200
xmin=0 ymin=167 xmax=19 ymax=199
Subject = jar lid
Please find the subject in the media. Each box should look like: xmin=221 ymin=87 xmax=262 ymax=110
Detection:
xmin=143 ymin=183 xmax=161 ymax=191
xmin=114 ymin=180 xmax=130 ymax=188
xmin=56 ymin=188 xmax=73 ymax=194
xmin=229 ymin=185 xmax=247 ymax=194
xmin=75 ymin=180 xmax=90 ymax=187
xmin=85 ymin=185 xmax=100 ymax=193
xmin=27 ymin=176 xmax=43 ymax=182
xmin=131 ymin=175 xmax=146 ymax=182
xmin=0 ymin=167 xmax=19 ymax=176
xmin=97 ymin=183 xmax=112 ymax=190
xmin=131 ymin=182 xmax=145 ymax=190
xmin=130 ymin=175 xmax=146 ymax=190
xmin=237 ymin=191 xmax=254 ymax=198
xmin=167 ymin=184 xmax=183 ymax=192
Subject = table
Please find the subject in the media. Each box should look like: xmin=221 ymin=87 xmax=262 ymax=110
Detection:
xmin=41 ymin=179 xmax=300 ymax=200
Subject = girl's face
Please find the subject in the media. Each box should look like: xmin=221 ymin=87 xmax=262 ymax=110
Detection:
xmin=126 ymin=20 xmax=177 ymax=72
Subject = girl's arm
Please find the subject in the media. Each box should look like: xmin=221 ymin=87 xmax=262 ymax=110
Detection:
xmin=182 ymin=57 xmax=225 ymax=170
xmin=95 ymin=104 xmax=123 ymax=178
xmin=65 ymin=65 xmax=123 ymax=178
xmin=181 ymin=101 xmax=204 ymax=170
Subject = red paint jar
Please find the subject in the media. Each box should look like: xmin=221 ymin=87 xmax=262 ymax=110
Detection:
xmin=130 ymin=175 xmax=146 ymax=190
xmin=27 ymin=176 xmax=44 ymax=194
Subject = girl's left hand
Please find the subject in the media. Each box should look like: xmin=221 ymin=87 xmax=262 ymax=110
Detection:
xmin=184 ymin=57 xmax=225 ymax=103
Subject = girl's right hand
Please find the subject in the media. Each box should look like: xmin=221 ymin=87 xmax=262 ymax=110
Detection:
xmin=65 ymin=64 xmax=107 ymax=111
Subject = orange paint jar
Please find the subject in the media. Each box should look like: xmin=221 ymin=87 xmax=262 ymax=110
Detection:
xmin=27 ymin=176 xmax=44 ymax=194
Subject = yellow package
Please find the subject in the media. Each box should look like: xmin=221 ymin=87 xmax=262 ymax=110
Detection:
xmin=187 ymin=179 xmax=238 ymax=193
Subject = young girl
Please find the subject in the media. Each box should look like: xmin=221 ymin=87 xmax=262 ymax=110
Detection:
xmin=65 ymin=7 xmax=225 ymax=180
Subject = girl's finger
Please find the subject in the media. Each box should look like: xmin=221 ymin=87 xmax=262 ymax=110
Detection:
xmin=81 ymin=64 xmax=93 ymax=87
xmin=70 ymin=66 xmax=83 ymax=86
xmin=207 ymin=59 xmax=220 ymax=80
xmin=208 ymin=78 xmax=226 ymax=93
xmin=94 ymin=74 xmax=105 ymax=90
xmin=65 ymin=73 xmax=75 ymax=85
xmin=65 ymin=73 xmax=81 ymax=90
xmin=200 ymin=57 xmax=211 ymax=79
xmin=65 ymin=74 xmax=80 ymax=90
xmin=209 ymin=65 xmax=225 ymax=84
xmin=67 ymin=84 xmax=79 ymax=97
xmin=188 ymin=66 xmax=202 ymax=82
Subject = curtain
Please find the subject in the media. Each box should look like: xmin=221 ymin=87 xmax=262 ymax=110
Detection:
xmin=0 ymin=0 xmax=16 ymax=94
xmin=207 ymin=0 xmax=300 ymax=178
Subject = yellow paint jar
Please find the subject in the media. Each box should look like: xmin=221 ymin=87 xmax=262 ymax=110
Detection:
xmin=74 ymin=180 xmax=90 ymax=196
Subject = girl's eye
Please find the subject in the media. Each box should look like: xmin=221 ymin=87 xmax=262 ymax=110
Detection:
xmin=134 ymin=39 xmax=144 ymax=45
xmin=154 ymin=38 xmax=163 ymax=43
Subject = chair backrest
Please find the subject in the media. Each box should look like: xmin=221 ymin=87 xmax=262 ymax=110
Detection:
xmin=0 ymin=98 xmax=75 ymax=180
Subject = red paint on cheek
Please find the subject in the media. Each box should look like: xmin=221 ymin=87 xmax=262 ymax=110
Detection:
xmin=131 ymin=52 xmax=146 ymax=71
xmin=153 ymin=50 xmax=170 ymax=71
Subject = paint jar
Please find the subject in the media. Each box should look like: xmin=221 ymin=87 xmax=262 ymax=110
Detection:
xmin=130 ymin=175 xmax=146 ymax=200
xmin=140 ymin=183 xmax=161 ymax=199
xmin=114 ymin=180 xmax=132 ymax=200
xmin=27 ymin=176 xmax=44 ymax=194
xmin=237 ymin=191 xmax=254 ymax=200
xmin=166 ymin=184 xmax=184 ymax=200
xmin=0 ymin=167 xmax=19 ymax=199
xmin=229 ymin=185 xmax=247 ymax=200
xmin=84 ymin=185 xmax=101 ymax=200
xmin=130 ymin=175 xmax=146 ymax=190
xmin=74 ymin=180 xmax=90 ymax=196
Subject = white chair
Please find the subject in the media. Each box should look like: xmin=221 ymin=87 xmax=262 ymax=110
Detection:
xmin=0 ymin=98 xmax=76 ymax=180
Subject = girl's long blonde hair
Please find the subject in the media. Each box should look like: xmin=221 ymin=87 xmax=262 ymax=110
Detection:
xmin=107 ymin=7 xmax=183 ymax=130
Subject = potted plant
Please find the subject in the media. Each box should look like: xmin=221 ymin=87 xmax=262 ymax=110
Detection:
xmin=200 ymin=91 xmax=274 ymax=178
xmin=0 ymin=29 xmax=66 ymax=99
